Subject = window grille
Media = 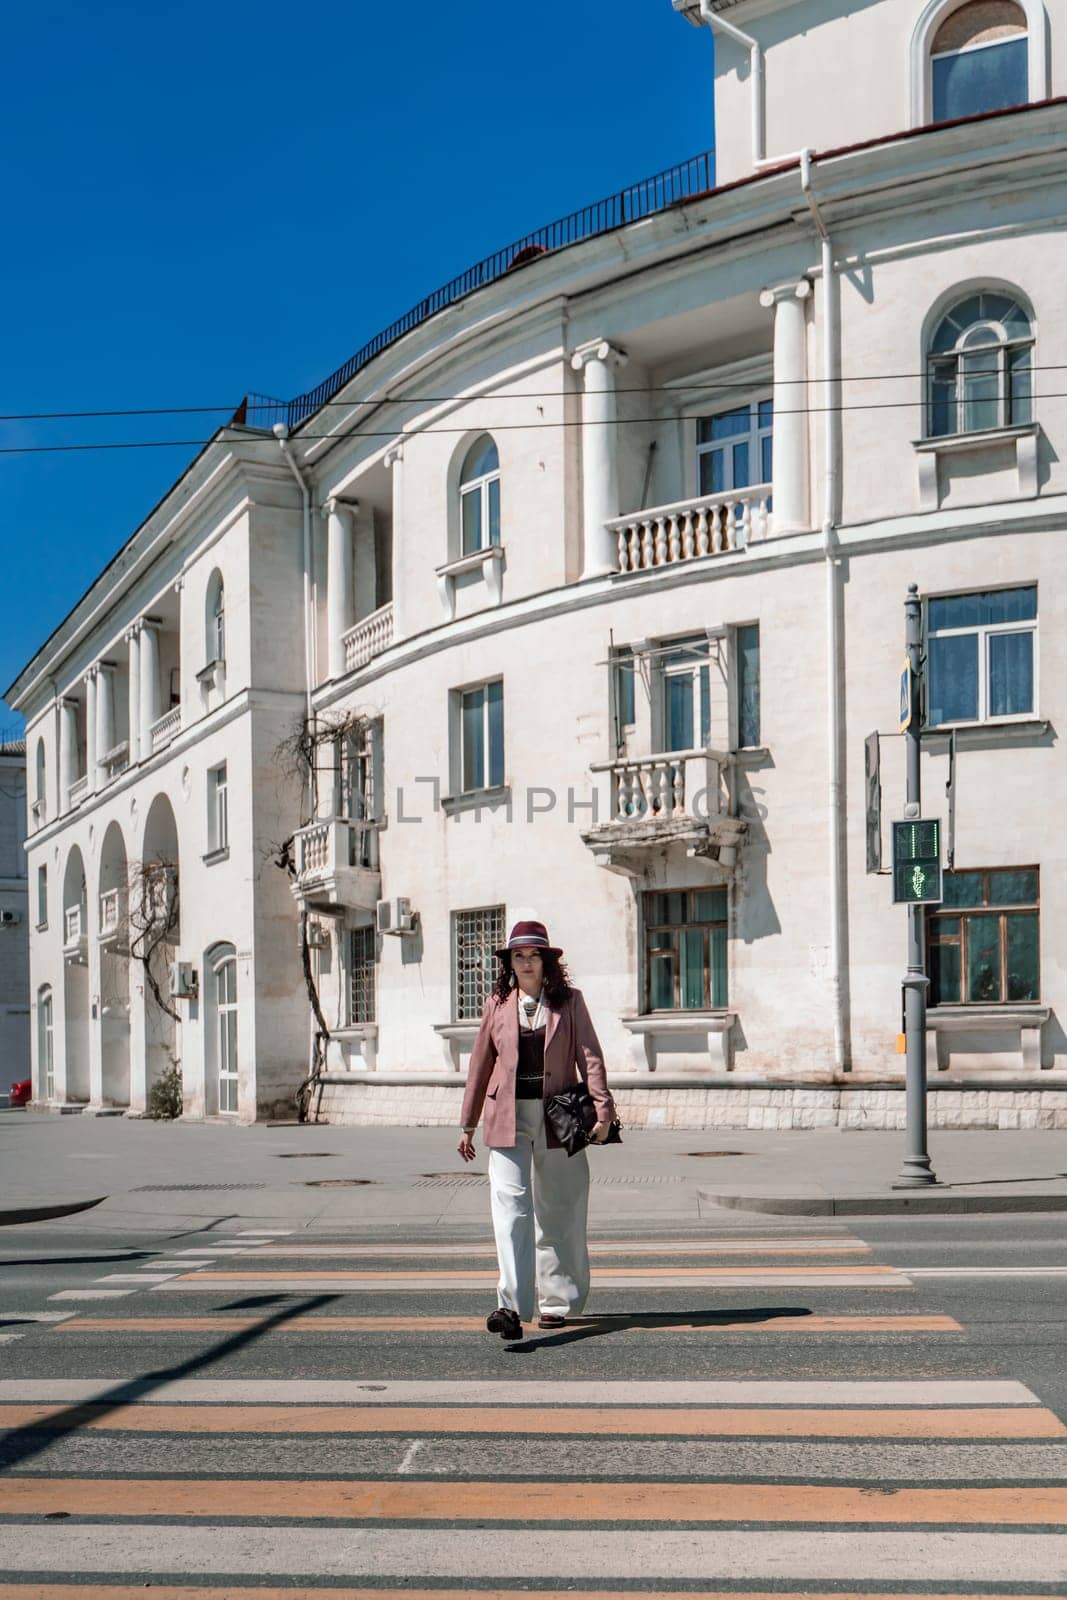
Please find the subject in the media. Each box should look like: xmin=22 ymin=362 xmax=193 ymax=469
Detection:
xmin=453 ymin=905 xmax=506 ymax=1021
xmin=349 ymin=926 xmax=377 ymax=1025
xmin=927 ymin=867 xmax=1039 ymax=1005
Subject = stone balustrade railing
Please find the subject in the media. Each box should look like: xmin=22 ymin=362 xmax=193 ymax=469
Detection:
xmin=591 ymin=748 xmax=728 ymax=823
xmin=99 ymin=887 xmax=127 ymax=939
xmin=608 ymin=485 xmax=771 ymax=574
xmin=68 ymin=775 xmax=89 ymax=809
xmin=343 ymin=603 xmax=394 ymax=674
xmin=150 ymin=706 xmax=182 ymax=754
xmin=64 ymin=904 xmax=85 ymax=948
xmin=295 ymin=817 xmax=381 ymax=880
xmin=103 ymin=741 xmax=129 ymax=782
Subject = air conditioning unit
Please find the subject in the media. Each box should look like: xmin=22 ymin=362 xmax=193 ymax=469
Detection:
xmin=376 ymin=896 xmax=417 ymax=936
xmin=168 ymin=961 xmax=199 ymax=999
xmin=0 ymin=910 xmax=20 ymax=926
xmin=305 ymin=919 xmax=330 ymax=950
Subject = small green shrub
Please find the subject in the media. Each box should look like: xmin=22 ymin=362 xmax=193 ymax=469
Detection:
xmin=147 ymin=1064 xmax=183 ymax=1120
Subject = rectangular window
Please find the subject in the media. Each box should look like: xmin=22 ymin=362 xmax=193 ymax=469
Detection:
xmin=644 ymin=889 xmax=728 ymax=1011
xmin=453 ymin=905 xmax=506 ymax=1021
xmin=460 ymin=679 xmax=504 ymax=791
xmin=659 ymin=638 xmax=711 ymax=753
xmin=927 ymin=867 xmax=1039 ymax=1006
xmin=736 ymin=623 xmax=761 ymax=748
xmin=37 ymin=864 xmax=47 ymax=929
xmin=612 ymin=647 xmax=636 ymax=747
xmin=932 ymin=36 xmax=1028 ymax=124
xmin=696 ymin=399 xmax=773 ymax=497
xmin=207 ymin=763 xmax=228 ymax=854
xmin=349 ymin=925 xmax=377 ymax=1025
xmin=926 ymin=586 xmax=1036 ymax=727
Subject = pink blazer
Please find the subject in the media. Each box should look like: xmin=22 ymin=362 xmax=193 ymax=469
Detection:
xmin=460 ymin=987 xmax=616 ymax=1150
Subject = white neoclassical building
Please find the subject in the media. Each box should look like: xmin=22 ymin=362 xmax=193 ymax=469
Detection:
xmin=9 ymin=0 xmax=1067 ymax=1130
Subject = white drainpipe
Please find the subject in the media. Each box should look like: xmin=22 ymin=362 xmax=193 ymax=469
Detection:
xmin=694 ymin=0 xmax=813 ymax=172
xmin=800 ymin=150 xmax=850 ymax=1074
xmin=274 ymin=424 xmax=320 ymax=1085
xmin=273 ymin=424 xmax=316 ymax=759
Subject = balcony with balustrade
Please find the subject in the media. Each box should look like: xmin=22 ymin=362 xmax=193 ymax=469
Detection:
xmin=608 ymin=485 xmax=772 ymax=576
xmin=150 ymin=705 xmax=182 ymax=754
xmin=98 ymin=887 xmax=128 ymax=950
xmin=291 ymin=817 xmax=382 ymax=912
xmin=582 ymin=747 xmax=746 ymax=879
xmin=63 ymin=904 xmax=88 ymax=964
xmin=342 ymin=602 xmax=394 ymax=674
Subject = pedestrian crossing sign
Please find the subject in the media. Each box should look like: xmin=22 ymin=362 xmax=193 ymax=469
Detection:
xmin=891 ymin=817 xmax=942 ymax=904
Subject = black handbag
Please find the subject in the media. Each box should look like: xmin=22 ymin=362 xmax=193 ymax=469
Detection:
xmin=544 ymin=1084 xmax=623 ymax=1157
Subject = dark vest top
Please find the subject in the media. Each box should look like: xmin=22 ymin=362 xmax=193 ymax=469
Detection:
xmin=515 ymin=1023 xmax=546 ymax=1098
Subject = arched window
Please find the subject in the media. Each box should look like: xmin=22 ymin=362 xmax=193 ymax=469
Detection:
xmin=213 ymin=948 xmax=239 ymax=1114
xmin=931 ymin=1 xmax=1028 ymax=122
xmin=926 ymin=291 xmax=1033 ymax=437
xmin=206 ymin=571 xmax=225 ymax=665
xmin=33 ymin=739 xmax=46 ymax=826
xmin=459 ymin=435 xmax=500 ymax=555
xmin=37 ymin=986 xmax=54 ymax=1100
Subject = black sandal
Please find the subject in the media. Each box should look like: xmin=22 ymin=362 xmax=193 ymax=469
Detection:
xmin=486 ymin=1307 xmax=522 ymax=1340
xmin=537 ymin=1314 xmax=566 ymax=1329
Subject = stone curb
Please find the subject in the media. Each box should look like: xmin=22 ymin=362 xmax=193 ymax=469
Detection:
xmin=0 ymin=1197 xmax=107 ymax=1227
xmin=699 ymin=1189 xmax=1067 ymax=1216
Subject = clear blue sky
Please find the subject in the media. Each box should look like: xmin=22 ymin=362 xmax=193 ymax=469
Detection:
xmin=0 ymin=0 xmax=714 ymax=724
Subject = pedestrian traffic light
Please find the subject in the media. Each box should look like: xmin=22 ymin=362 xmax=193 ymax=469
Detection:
xmin=891 ymin=818 xmax=942 ymax=904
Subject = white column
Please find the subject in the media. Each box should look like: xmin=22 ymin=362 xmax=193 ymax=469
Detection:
xmin=140 ymin=620 xmax=161 ymax=753
xmin=96 ymin=662 xmax=116 ymax=781
xmin=127 ymin=628 xmax=141 ymax=765
xmin=325 ymin=498 xmax=356 ymax=680
xmin=59 ymin=699 xmax=78 ymax=811
xmin=85 ymin=670 xmax=98 ymax=794
xmin=759 ymin=280 xmax=811 ymax=534
xmin=571 ymin=339 xmax=627 ymax=578
xmin=385 ymin=443 xmax=403 ymax=637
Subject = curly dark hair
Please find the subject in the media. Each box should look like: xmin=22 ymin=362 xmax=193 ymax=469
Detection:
xmin=492 ymin=951 xmax=573 ymax=1006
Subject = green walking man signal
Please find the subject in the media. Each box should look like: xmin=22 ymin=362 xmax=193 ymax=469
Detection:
xmin=891 ymin=818 xmax=942 ymax=905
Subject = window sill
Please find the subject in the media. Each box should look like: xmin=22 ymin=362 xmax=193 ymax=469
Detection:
xmin=912 ymin=423 xmax=1039 ymax=509
xmin=926 ymin=1004 xmax=1050 ymax=1071
xmin=922 ymin=718 xmax=1049 ymax=748
xmin=441 ymin=784 xmax=511 ymax=817
xmin=436 ymin=546 xmax=504 ymax=619
xmin=196 ymin=658 xmax=226 ymax=685
xmin=333 ymin=1023 xmax=379 ymax=1040
xmin=202 ymin=846 xmax=230 ymax=866
xmin=621 ymin=1011 xmax=736 ymax=1072
xmin=36 ymin=922 xmax=47 ymax=934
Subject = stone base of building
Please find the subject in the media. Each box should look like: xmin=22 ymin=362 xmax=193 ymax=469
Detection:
xmin=314 ymin=1075 xmax=1067 ymax=1131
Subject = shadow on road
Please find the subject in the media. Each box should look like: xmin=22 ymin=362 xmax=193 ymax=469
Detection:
xmin=0 ymin=1292 xmax=343 ymax=1472
xmin=505 ymin=1304 xmax=814 ymax=1354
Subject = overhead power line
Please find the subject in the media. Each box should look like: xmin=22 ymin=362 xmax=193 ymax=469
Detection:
xmin=0 ymin=394 xmax=1057 ymax=456
xmin=0 ymin=365 xmax=1062 ymax=424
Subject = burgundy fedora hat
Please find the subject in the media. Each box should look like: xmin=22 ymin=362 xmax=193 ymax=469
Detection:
xmin=495 ymin=919 xmax=562 ymax=959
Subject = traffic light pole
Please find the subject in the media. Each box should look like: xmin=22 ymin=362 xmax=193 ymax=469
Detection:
xmin=895 ymin=583 xmax=938 ymax=1188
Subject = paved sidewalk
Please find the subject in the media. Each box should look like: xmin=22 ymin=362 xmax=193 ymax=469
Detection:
xmin=1 ymin=1110 xmax=1065 ymax=1229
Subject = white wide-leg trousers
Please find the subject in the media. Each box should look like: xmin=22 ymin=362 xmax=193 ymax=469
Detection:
xmin=488 ymin=1097 xmax=591 ymax=1321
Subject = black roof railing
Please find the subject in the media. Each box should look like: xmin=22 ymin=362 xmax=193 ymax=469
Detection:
xmin=241 ymin=149 xmax=714 ymax=436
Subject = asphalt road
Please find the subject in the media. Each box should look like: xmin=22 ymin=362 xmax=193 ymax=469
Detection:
xmin=0 ymin=1208 xmax=1064 ymax=1595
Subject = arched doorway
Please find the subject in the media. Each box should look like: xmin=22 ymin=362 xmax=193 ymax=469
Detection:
xmin=37 ymin=986 xmax=54 ymax=1102
xmin=204 ymin=942 xmax=239 ymax=1115
xmin=139 ymin=795 xmax=181 ymax=1103
xmin=61 ymin=845 xmax=90 ymax=1104
xmin=98 ymin=821 xmax=131 ymax=1108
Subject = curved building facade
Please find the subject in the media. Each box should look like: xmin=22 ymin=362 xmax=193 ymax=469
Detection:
xmin=9 ymin=0 xmax=1067 ymax=1130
